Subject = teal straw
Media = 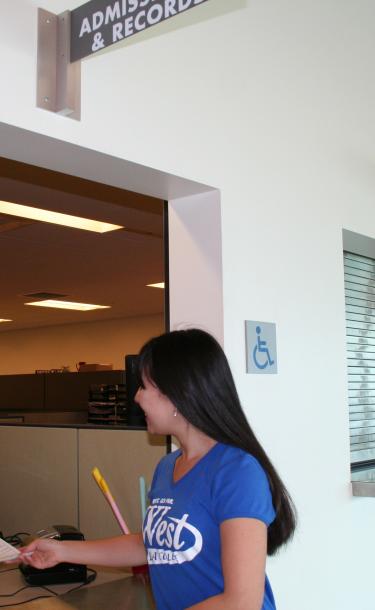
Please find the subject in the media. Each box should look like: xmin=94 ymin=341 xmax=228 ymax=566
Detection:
xmin=139 ymin=476 xmax=147 ymax=521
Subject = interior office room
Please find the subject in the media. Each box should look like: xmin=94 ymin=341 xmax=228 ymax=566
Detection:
xmin=0 ymin=0 xmax=375 ymax=609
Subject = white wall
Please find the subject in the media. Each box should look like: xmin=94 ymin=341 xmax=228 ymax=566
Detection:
xmin=169 ymin=190 xmax=223 ymax=344
xmin=0 ymin=313 xmax=164 ymax=374
xmin=1 ymin=1 xmax=375 ymax=607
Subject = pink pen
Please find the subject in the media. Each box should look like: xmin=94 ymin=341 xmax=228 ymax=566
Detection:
xmin=92 ymin=467 xmax=130 ymax=535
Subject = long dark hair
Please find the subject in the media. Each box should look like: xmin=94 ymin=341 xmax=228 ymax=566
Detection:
xmin=137 ymin=328 xmax=296 ymax=555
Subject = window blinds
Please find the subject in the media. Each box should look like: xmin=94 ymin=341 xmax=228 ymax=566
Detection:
xmin=344 ymin=251 xmax=375 ymax=465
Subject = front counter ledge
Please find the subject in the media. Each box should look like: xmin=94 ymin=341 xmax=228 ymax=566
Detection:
xmin=352 ymin=481 xmax=375 ymax=497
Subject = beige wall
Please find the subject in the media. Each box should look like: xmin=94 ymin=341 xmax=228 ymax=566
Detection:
xmin=0 ymin=313 xmax=164 ymax=374
xmin=0 ymin=426 xmax=78 ymax=534
xmin=0 ymin=426 xmax=166 ymax=537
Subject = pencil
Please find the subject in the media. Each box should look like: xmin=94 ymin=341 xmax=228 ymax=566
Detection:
xmin=92 ymin=467 xmax=130 ymax=535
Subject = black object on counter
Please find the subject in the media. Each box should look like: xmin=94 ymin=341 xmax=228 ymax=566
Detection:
xmin=19 ymin=526 xmax=87 ymax=585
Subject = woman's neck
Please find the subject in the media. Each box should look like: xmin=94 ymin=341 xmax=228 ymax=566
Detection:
xmin=175 ymin=427 xmax=217 ymax=462
xmin=172 ymin=428 xmax=217 ymax=483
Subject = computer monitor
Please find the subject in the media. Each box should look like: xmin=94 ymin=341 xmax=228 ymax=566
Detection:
xmin=125 ymin=354 xmax=146 ymax=427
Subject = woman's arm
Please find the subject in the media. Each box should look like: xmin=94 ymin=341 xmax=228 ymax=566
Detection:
xmin=186 ymin=518 xmax=267 ymax=610
xmin=19 ymin=533 xmax=147 ymax=570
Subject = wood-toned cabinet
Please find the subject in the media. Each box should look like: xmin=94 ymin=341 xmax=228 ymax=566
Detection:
xmin=44 ymin=371 xmax=124 ymax=411
xmin=0 ymin=374 xmax=45 ymax=410
xmin=0 ymin=371 xmax=124 ymax=411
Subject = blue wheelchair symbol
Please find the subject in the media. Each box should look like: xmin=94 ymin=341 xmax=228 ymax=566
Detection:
xmin=253 ymin=326 xmax=275 ymax=370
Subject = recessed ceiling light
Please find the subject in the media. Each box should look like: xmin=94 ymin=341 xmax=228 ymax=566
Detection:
xmin=0 ymin=201 xmax=124 ymax=233
xmin=23 ymin=292 xmax=68 ymax=300
xmin=25 ymin=300 xmax=111 ymax=311
xmin=147 ymin=282 xmax=165 ymax=289
xmin=0 ymin=319 xmax=12 ymax=323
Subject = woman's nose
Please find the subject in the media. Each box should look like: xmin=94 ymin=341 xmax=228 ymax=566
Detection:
xmin=134 ymin=387 xmax=141 ymax=404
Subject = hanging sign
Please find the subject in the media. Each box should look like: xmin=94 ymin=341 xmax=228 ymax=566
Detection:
xmin=71 ymin=0 xmax=209 ymax=62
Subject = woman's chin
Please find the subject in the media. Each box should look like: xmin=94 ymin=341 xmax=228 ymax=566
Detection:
xmin=145 ymin=419 xmax=154 ymax=433
xmin=146 ymin=420 xmax=168 ymax=435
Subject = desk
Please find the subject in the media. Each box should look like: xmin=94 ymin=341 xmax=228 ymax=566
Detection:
xmin=0 ymin=565 xmax=156 ymax=610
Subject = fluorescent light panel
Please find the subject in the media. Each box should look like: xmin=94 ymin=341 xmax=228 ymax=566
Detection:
xmin=0 ymin=319 xmax=12 ymax=323
xmin=25 ymin=300 xmax=111 ymax=311
xmin=147 ymin=282 xmax=165 ymax=289
xmin=0 ymin=201 xmax=124 ymax=233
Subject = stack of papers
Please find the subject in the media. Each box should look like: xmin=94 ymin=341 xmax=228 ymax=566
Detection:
xmin=0 ymin=538 xmax=20 ymax=562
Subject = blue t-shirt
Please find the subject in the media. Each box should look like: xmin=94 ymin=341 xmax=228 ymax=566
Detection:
xmin=142 ymin=442 xmax=277 ymax=610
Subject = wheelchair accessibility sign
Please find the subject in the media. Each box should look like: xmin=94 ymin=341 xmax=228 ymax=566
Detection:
xmin=245 ymin=320 xmax=278 ymax=374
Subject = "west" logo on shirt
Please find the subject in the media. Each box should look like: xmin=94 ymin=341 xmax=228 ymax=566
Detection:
xmin=143 ymin=504 xmax=202 ymax=564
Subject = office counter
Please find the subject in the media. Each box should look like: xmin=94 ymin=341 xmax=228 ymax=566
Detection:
xmin=0 ymin=425 xmax=166 ymax=538
xmin=51 ymin=576 xmax=156 ymax=610
xmin=0 ymin=565 xmax=156 ymax=610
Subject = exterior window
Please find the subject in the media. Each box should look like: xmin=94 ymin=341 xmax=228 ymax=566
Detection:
xmin=344 ymin=251 xmax=375 ymax=468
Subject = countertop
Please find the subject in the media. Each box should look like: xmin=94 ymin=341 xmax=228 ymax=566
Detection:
xmin=0 ymin=421 xmax=146 ymax=430
xmin=0 ymin=411 xmax=146 ymax=430
xmin=0 ymin=565 xmax=156 ymax=610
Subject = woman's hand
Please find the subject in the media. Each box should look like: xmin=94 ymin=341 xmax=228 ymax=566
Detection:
xmin=18 ymin=533 xmax=147 ymax=570
xmin=19 ymin=538 xmax=64 ymax=570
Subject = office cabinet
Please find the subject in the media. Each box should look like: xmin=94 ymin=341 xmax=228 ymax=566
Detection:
xmin=0 ymin=371 xmax=124 ymax=411
xmin=0 ymin=374 xmax=45 ymax=410
xmin=44 ymin=371 xmax=123 ymax=411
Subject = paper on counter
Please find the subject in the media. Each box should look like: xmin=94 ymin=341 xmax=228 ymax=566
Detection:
xmin=0 ymin=538 xmax=20 ymax=562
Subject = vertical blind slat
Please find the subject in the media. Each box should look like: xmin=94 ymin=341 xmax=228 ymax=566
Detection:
xmin=345 ymin=251 xmax=375 ymax=464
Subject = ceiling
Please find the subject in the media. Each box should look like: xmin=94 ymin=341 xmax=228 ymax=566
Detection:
xmin=0 ymin=157 xmax=165 ymax=332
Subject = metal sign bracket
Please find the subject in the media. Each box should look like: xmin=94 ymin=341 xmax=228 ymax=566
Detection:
xmin=37 ymin=8 xmax=81 ymax=121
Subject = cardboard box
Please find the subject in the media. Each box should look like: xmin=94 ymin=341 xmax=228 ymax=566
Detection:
xmin=78 ymin=363 xmax=113 ymax=372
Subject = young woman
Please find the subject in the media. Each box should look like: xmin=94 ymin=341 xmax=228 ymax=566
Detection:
xmin=20 ymin=328 xmax=296 ymax=610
